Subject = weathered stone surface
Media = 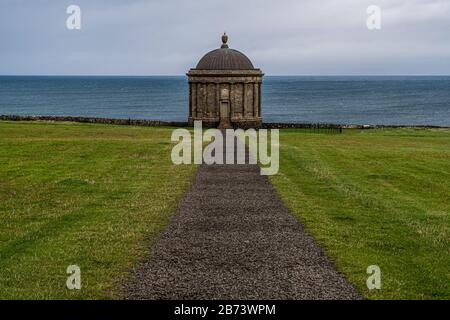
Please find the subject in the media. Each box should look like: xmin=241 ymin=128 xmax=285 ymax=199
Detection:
xmin=187 ymin=34 xmax=263 ymax=129
xmin=0 ymin=115 xmax=188 ymax=127
xmin=2 ymin=115 xmax=447 ymax=129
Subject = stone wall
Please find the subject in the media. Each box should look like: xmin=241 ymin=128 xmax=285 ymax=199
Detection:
xmin=0 ymin=115 xmax=188 ymax=127
xmin=262 ymin=122 xmax=449 ymax=129
xmin=2 ymin=115 xmax=447 ymax=129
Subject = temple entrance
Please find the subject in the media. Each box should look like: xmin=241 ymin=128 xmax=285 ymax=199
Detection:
xmin=218 ymin=101 xmax=231 ymax=129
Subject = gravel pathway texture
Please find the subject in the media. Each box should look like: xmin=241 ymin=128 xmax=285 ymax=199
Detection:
xmin=124 ymin=133 xmax=361 ymax=300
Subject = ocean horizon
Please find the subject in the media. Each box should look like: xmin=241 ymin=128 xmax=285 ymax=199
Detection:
xmin=1 ymin=75 xmax=449 ymax=126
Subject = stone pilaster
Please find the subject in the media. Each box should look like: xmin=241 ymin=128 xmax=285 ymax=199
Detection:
xmin=216 ymin=83 xmax=221 ymax=118
xmin=253 ymin=82 xmax=259 ymax=117
xmin=191 ymin=83 xmax=197 ymax=117
xmin=258 ymin=83 xmax=262 ymax=118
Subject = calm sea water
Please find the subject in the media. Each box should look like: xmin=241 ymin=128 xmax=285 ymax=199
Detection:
xmin=0 ymin=76 xmax=449 ymax=125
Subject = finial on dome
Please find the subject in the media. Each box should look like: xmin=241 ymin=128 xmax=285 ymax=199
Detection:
xmin=221 ymin=32 xmax=229 ymax=48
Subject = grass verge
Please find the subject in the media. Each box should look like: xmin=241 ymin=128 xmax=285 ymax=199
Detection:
xmin=270 ymin=128 xmax=450 ymax=299
xmin=0 ymin=121 xmax=195 ymax=299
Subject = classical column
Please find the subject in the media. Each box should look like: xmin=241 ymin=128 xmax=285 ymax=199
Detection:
xmin=258 ymin=82 xmax=262 ymax=118
xmin=216 ymin=83 xmax=220 ymax=118
xmin=229 ymin=83 xmax=234 ymax=117
xmin=191 ymin=82 xmax=197 ymax=118
xmin=189 ymin=83 xmax=192 ymax=117
xmin=196 ymin=83 xmax=202 ymax=118
xmin=207 ymin=83 xmax=213 ymax=117
xmin=245 ymin=82 xmax=254 ymax=118
xmin=243 ymin=82 xmax=247 ymax=117
xmin=203 ymin=83 xmax=208 ymax=118
xmin=253 ymin=82 xmax=259 ymax=117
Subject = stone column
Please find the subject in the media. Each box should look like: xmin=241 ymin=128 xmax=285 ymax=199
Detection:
xmin=207 ymin=83 xmax=214 ymax=117
xmin=243 ymin=82 xmax=247 ymax=117
xmin=216 ymin=83 xmax=220 ymax=118
xmin=253 ymin=82 xmax=259 ymax=117
xmin=258 ymin=82 xmax=262 ymax=118
xmin=204 ymin=83 xmax=208 ymax=117
xmin=196 ymin=83 xmax=202 ymax=118
xmin=230 ymin=83 xmax=234 ymax=117
xmin=188 ymin=83 xmax=192 ymax=117
xmin=191 ymin=82 xmax=197 ymax=117
xmin=244 ymin=82 xmax=253 ymax=118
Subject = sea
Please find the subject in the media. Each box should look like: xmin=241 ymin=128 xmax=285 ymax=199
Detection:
xmin=0 ymin=76 xmax=449 ymax=125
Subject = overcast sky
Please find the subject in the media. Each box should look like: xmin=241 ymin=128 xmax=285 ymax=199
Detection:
xmin=1 ymin=0 xmax=449 ymax=75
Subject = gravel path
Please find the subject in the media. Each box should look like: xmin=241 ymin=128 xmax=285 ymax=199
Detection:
xmin=123 ymin=134 xmax=361 ymax=300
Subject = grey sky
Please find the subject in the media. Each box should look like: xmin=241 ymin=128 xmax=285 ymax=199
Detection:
xmin=1 ymin=0 xmax=449 ymax=75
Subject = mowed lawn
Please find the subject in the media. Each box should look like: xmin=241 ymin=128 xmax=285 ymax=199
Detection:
xmin=0 ymin=121 xmax=195 ymax=299
xmin=1 ymin=122 xmax=449 ymax=300
xmin=271 ymin=128 xmax=450 ymax=299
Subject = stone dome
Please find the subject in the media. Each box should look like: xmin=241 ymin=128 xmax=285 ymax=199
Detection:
xmin=195 ymin=33 xmax=255 ymax=70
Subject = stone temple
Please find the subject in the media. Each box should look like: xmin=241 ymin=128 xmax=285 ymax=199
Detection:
xmin=187 ymin=33 xmax=263 ymax=129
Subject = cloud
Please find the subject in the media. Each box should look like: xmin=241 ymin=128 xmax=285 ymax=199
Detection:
xmin=0 ymin=0 xmax=449 ymax=75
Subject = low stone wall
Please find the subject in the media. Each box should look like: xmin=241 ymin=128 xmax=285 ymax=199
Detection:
xmin=263 ymin=122 xmax=449 ymax=129
xmin=263 ymin=123 xmax=344 ymax=129
xmin=0 ymin=115 xmax=188 ymax=127
xmin=1 ymin=115 xmax=448 ymax=129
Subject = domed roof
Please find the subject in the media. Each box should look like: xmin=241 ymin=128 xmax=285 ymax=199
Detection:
xmin=196 ymin=33 xmax=255 ymax=70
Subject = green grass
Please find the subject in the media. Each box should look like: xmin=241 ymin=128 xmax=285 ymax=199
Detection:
xmin=270 ymin=128 xmax=450 ymax=299
xmin=0 ymin=121 xmax=196 ymax=299
xmin=1 ymin=122 xmax=449 ymax=300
